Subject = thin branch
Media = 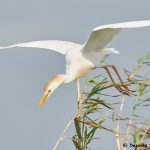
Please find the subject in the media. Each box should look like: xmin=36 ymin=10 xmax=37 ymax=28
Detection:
xmin=52 ymin=79 xmax=82 ymax=150
xmin=52 ymin=110 xmax=80 ymax=150
xmin=137 ymin=122 xmax=150 ymax=150
xmin=77 ymin=79 xmax=82 ymax=119
xmin=115 ymin=95 xmax=125 ymax=150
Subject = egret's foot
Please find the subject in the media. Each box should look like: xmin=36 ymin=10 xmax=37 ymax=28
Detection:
xmin=114 ymin=84 xmax=130 ymax=96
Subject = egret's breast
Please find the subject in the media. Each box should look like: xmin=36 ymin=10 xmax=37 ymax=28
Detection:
xmin=76 ymin=65 xmax=93 ymax=78
xmin=65 ymin=48 xmax=95 ymax=81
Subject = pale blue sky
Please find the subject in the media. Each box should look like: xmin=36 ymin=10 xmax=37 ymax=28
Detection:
xmin=0 ymin=0 xmax=150 ymax=149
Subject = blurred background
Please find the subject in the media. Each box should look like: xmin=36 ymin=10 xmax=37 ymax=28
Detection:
xmin=0 ymin=0 xmax=150 ymax=149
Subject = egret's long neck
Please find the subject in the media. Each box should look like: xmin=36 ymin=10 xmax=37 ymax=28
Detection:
xmin=44 ymin=74 xmax=66 ymax=92
xmin=63 ymin=73 xmax=77 ymax=84
xmin=49 ymin=71 xmax=78 ymax=85
xmin=39 ymin=74 xmax=66 ymax=107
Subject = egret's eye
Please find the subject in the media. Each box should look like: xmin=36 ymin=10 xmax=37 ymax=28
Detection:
xmin=48 ymin=90 xmax=51 ymax=93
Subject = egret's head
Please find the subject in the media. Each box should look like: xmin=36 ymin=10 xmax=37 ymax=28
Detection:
xmin=38 ymin=74 xmax=65 ymax=108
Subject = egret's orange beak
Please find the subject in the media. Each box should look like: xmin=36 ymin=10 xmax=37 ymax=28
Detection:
xmin=38 ymin=90 xmax=51 ymax=108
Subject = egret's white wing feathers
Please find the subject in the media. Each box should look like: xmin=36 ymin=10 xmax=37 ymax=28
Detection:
xmin=0 ymin=40 xmax=81 ymax=55
xmin=83 ymin=20 xmax=150 ymax=53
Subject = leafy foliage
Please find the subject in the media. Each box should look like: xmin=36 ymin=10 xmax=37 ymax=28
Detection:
xmin=72 ymin=52 xmax=150 ymax=150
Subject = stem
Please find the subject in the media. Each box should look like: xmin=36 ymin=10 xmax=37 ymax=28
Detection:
xmin=125 ymin=89 xmax=141 ymax=144
xmin=116 ymin=95 xmax=125 ymax=150
xmin=76 ymin=79 xmax=82 ymax=119
xmin=76 ymin=79 xmax=83 ymax=149
xmin=52 ymin=79 xmax=82 ymax=150
xmin=137 ymin=122 xmax=150 ymax=150
xmin=52 ymin=110 xmax=80 ymax=150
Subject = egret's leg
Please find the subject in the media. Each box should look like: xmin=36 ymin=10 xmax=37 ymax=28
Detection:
xmin=103 ymin=66 xmax=130 ymax=95
xmin=106 ymin=65 xmax=133 ymax=93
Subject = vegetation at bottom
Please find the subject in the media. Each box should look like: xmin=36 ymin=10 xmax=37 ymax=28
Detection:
xmin=72 ymin=52 xmax=150 ymax=150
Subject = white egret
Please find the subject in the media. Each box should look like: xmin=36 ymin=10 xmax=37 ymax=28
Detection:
xmin=1 ymin=20 xmax=150 ymax=107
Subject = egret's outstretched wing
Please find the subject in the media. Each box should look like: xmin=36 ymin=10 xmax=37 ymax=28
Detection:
xmin=0 ymin=40 xmax=81 ymax=55
xmin=82 ymin=20 xmax=150 ymax=53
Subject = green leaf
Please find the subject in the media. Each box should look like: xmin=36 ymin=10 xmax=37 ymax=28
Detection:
xmin=112 ymin=117 xmax=129 ymax=121
xmin=134 ymin=130 xmax=140 ymax=145
xmin=86 ymin=120 xmax=104 ymax=144
xmin=88 ymin=98 xmax=112 ymax=109
xmin=137 ymin=85 xmax=146 ymax=96
xmin=86 ymin=83 xmax=111 ymax=100
xmin=74 ymin=118 xmax=82 ymax=140
xmin=83 ymin=105 xmax=99 ymax=116
xmin=85 ymin=75 xmax=108 ymax=85
xmin=81 ymin=118 xmax=85 ymax=138
xmin=138 ymin=52 xmax=150 ymax=66
xmin=84 ymin=127 xmax=88 ymax=139
xmin=72 ymin=135 xmax=82 ymax=150
xmin=86 ymin=127 xmax=97 ymax=144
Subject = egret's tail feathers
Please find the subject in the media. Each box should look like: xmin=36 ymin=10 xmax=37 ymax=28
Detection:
xmin=107 ymin=48 xmax=120 ymax=54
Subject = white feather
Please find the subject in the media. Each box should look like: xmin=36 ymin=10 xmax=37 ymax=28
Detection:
xmin=83 ymin=20 xmax=150 ymax=53
xmin=0 ymin=20 xmax=150 ymax=106
xmin=0 ymin=40 xmax=81 ymax=55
